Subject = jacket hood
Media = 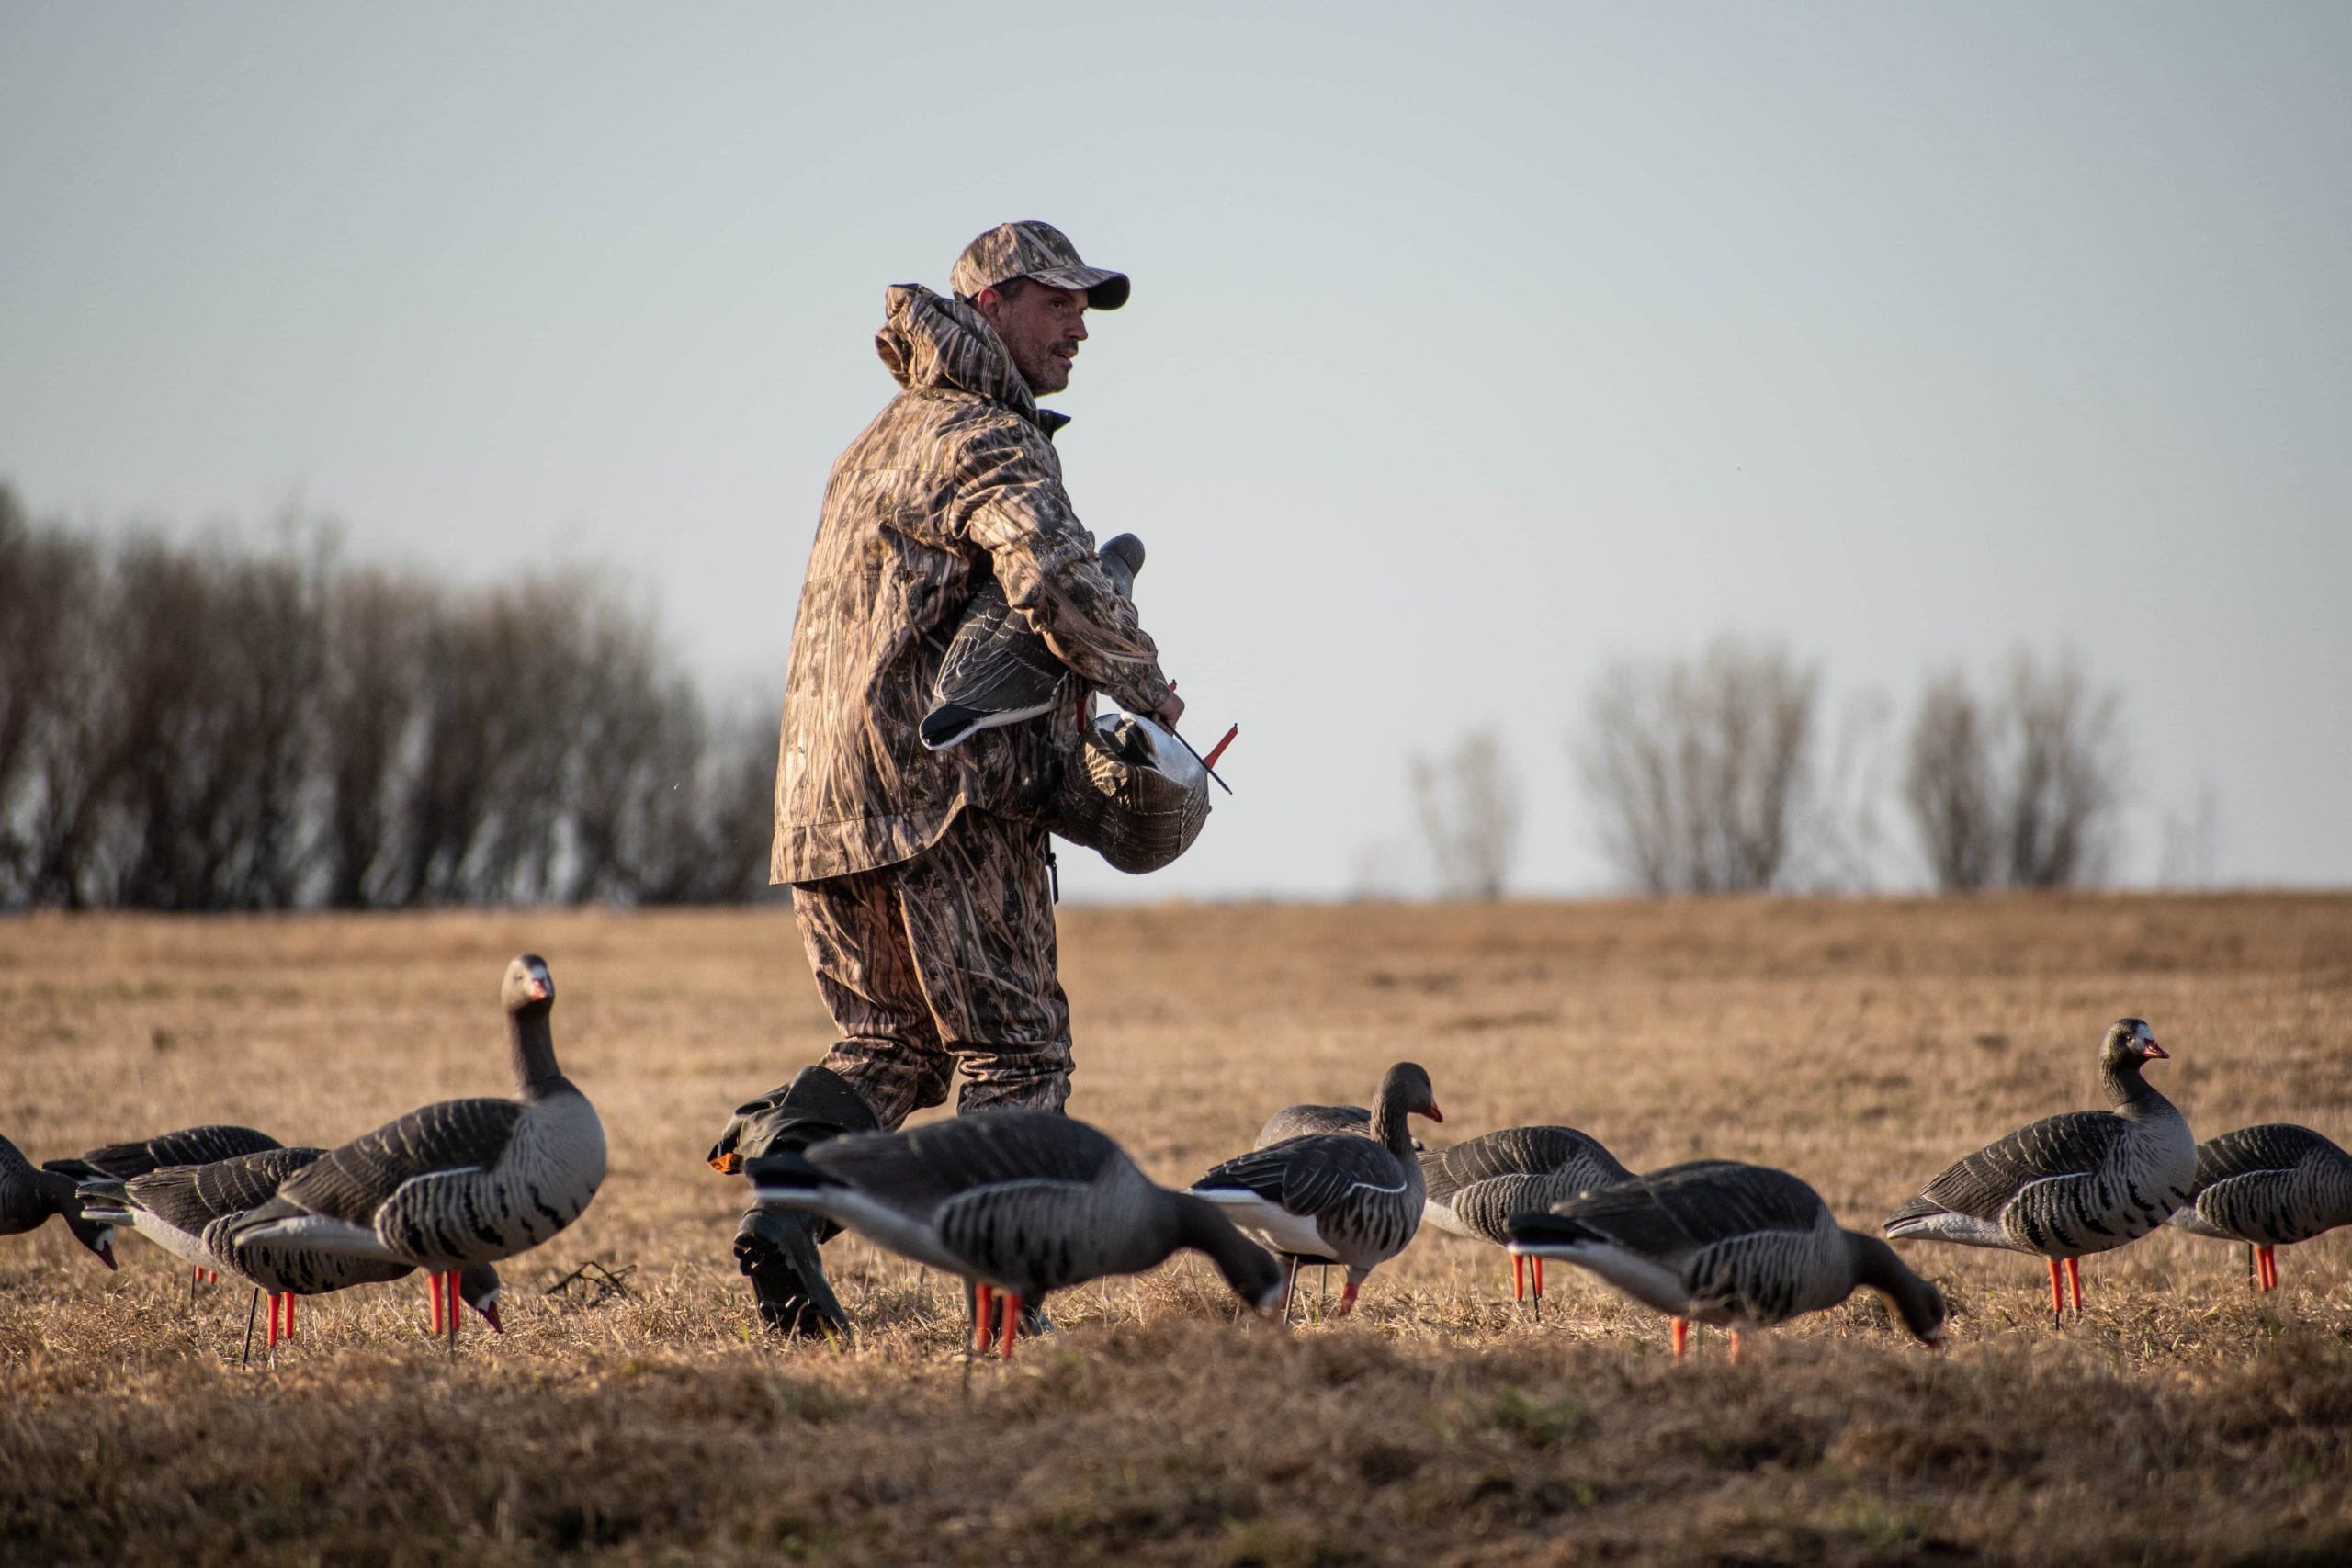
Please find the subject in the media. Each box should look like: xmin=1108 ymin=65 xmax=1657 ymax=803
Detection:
xmin=875 ymin=284 xmax=1046 ymax=425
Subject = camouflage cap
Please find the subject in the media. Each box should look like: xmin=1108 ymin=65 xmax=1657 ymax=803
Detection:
xmin=950 ymin=220 xmax=1130 ymax=310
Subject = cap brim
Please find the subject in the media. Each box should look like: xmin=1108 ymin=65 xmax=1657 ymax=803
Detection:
xmin=1027 ymin=265 xmax=1130 ymax=310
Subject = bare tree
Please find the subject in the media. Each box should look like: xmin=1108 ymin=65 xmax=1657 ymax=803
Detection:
xmin=1411 ymin=728 xmax=1521 ymax=899
xmin=1575 ymin=638 xmax=1822 ymax=894
xmin=1901 ymin=649 xmax=2124 ymax=890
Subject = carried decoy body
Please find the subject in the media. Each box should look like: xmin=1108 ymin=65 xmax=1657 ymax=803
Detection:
xmin=79 ymin=1148 xmax=501 ymax=1353
xmin=1421 ymin=1124 xmax=1634 ymax=1307
xmin=749 ymin=1109 xmax=1283 ymax=1359
xmin=921 ymin=532 xmax=1146 ymax=750
xmin=1509 ymin=1159 xmax=1946 ymax=1359
xmin=231 ymin=955 xmax=605 ymax=1321
xmin=41 ymin=1122 xmax=280 ymax=1287
xmin=1192 ymin=1062 xmax=1442 ymax=1317
xmin=2166 ymin=1123 xmax=2352 ymax=1293
xmin=1884 ymin=1018 xmax=2194 ymax=1319
xmin=1 ymin=1134 xmax=116 ymax=1269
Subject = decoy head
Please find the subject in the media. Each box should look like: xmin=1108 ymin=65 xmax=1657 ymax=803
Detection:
xmin=63 ymin=1207 xmax=118 ymax=1271
xmin=1852 ymin=1233 xmax=1947 ymax=1348
xmin=502 ymin=954 xmax=555 ymax=1014
xmin=458 ymin=1262 xmax=503 ymax=1333
xmin=2100 ymin=1018 xmax=2165 ymax=1070
xmin=1378 ymin=1062 xmax=1443 ymax=1125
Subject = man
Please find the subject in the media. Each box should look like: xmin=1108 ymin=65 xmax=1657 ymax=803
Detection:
xmin=711 ymin=221 xmax=1184 ymax=1334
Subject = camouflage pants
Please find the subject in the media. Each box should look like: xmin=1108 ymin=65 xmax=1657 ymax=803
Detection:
xmin=792 ymin=806 xmax=1071 ymax=1128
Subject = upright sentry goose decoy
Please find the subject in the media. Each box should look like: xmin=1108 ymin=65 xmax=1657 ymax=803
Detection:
xmin=43 ymin=1122 xmax=282 ymax=1288
xmin=230 ymin=954 xmax=605 ymax=1324
xmin=1421 ymin=1123 xmax=1634 ymax=1309
xmin=748 ymin=1109 xmax=1283 ymax=1359
xmin=920 ymin=533 xmax=1147 ymax=750
xmin=1 ymin=1134 xmax=116 ymax=1270
xmin=2166 ymin=1123 xmax=2352 ymax=1293
xmin=78 ymin=1149 xmax=502 ymax=1357
xmin=1191 ymin=1062 xmax=1442 ymax=1318
xmin=1884 ymin=1018 xmax=2194 ymax=1321
xmin=1508 ymin=1159 xmax=1945 ymax=1359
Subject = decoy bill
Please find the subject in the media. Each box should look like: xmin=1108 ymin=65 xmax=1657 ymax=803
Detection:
xmin=1883 ymin=1018 xmax=2194 ymax=1320
xmin=1510 ymin=1159 xmax=1946 ymax=1359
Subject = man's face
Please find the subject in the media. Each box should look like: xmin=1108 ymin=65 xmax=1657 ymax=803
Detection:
xmin=975 ymin=282 xmax=1089 ymax=395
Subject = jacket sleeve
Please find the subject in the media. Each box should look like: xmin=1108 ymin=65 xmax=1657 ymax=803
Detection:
xmin=952 ymin=422 xmax=1174 ymax=716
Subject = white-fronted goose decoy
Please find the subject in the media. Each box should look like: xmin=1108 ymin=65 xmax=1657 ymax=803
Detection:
xmin=1884 ymin=1018 xmax=2193 ymax=1321
xmin=1422 ymin=1124 xmax=1634 ymax=1309
xmin=2166 ymin=1123 xmax=2352 ymax=1293
xmin=80 ymin=1148 xmax=502 ymax=1358
xmin=1192 ymin=1062 xmax=1442 ymax=1318
xmin=1508 ymin=1159 xmax=1946 ymax=1359
xmin=920 ymin=533 xmax=1146 ymax=750
xmin=232 ymin=954 xmax=605 ymax=1322
xmin=748 ymin=1109 xmax=1283 ymax=1359
xmin=1 ymin=1134 xmax=117 ymax=1270
xmin=43 ymin=1122 xmax=281 ymax=1288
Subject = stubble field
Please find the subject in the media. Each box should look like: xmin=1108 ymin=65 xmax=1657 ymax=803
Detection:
xmin=4 ymin=893 xmax=2350 ymax=1566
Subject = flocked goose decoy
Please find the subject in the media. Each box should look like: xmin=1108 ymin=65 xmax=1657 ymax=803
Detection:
xmin=43 ymin=1122 xmax=281 ymax=1289
xmin=1192 ymin=1062 xmax=1442 ymax=1318
xmin=2166 ymin=1123 xmax=2352 ymax=1293
xmin=920 ymin=533 xmax=1147 ymax=750
xmin=1421 ymin=1123 xmax=1634 ymax=1309
xmin=1884 ymin=1018 xmax=2194 ymax=1320
xmin=79 ymin=1148 xmax=502 ymax=1357
xmin=232 ymin=954 xmax=605 ymax=1324
xmin=1509 ymin=1159 xmax=1946 ymax=1359
xmin=1 ymin=1133 xmax=116 ymax=1270
xmin=749 ymin=1108 xmax=1283 ymax=1359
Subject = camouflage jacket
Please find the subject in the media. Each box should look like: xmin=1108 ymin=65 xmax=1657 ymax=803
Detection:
xmin=769 ymin=285 xmax=1173 ymax=884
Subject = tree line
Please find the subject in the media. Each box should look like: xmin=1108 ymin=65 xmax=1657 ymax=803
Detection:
xmin=0 ymin=486 xmax=777 ymax=911
xmin=1409 ymin=638 xmax=2149 ymax=899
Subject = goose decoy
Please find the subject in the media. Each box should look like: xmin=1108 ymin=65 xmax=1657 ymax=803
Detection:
xmin=1 ymin=1134 xmax=116 ymax=1269
xmin=2166 ymin=1123 xmax=2352 ymax=1293
xmin=748 ymin=1109 xmax=1283 ymax=1359
xmin=1191 ymin=1062 xmax=1442 ymax=1318
xmin=1884 ymin=1018 xmax=2194 ymax=1321
xmin=920 ymin=533 xmax=1147 ymax=750
xmin=43 ymin=1122 xmax=281 ymax=1289
xmin=231 ymin=955 xmax=605 ymax=1309
xmin=1507 ymin=1159 xmax=1946 ymax=1359
xmin=79 ymin=1149 xmax=502 ymax=1358
xmin=1421 ymin=1123 xmax=1634 ymax=1309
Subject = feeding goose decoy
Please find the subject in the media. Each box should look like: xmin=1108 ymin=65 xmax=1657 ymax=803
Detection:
xmin=230 ymin=955 xmax=605 ymax=1314
xmin=2166 ymin=1123 xmax=2352 ymax=1293
xmin=1192 ymin=1062 xmax=1442 ymax=1318
xmin=749 ymin=1109 xmax=1283 ymax=1359
xmin=1884 ymin=1018 xmax=2194 ymax=1321
xmin=43 ymin=1122 xmax=281 ymax=1289
xmin=920 ymin=532 xmax=1147 ymax=750
xmin=1 ymin=1134 xmax=116 ymax=1270
xmin=1421 ymin=1123 xmax=1634 ymax=1309
xmin=79 ymin=1149 xmax=502 ymax=1358
xmin=1508 ymin=1159 xmax=1946 ymax=1359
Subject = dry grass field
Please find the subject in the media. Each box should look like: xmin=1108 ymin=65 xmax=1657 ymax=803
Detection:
xmin=5 ymin=894 xmax=2351 ymax=1566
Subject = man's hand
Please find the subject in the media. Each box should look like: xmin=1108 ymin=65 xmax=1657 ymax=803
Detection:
xmin=1153 ymin=689 xmax=1186 ymax=729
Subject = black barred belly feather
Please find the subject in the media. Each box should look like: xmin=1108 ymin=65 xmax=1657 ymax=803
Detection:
xmin=1686 ymin=1229 xmax=1838 ymax=1327
xmin=2002 ymin=1169 xmax=2185 ymax=1258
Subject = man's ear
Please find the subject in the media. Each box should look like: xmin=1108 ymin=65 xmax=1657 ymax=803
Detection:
xmin=970 ymin=285 xmax=1003 ymax=318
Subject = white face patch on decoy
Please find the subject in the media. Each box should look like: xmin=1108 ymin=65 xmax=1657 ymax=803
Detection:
xmin=2131 ymin=1021 xmax=2166 ymax=1060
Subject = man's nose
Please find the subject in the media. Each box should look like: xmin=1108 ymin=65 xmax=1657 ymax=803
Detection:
xmin=1069 ymin=313 xmax=1088 ymax=342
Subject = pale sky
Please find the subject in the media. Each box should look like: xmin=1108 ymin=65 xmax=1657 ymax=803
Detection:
xmin=5 ymin=3 xmax=2346 ymax=901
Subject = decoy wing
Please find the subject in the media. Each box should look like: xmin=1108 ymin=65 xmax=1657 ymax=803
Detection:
xmin=44 ymin=1123 xmax=283 ymax=1182
xmin=1536 ymin=1160 xmax=1826 ymax=1265
xmin=1199 ymin=1134 xmax=1412 ymax=1219
xmin=1421 ymin=1126 xmax=1631 ymax=1208
xmin=2194 ymin=1123 xmax=2335 ymax=1189
xmin=269 ymin=1099 xmax=526 ymax=1227
xmin=113 ymin=1148 xmax=323 ymax=1235
xmin=1894 ymin=1111 xmax=2131 ymax=1224
xmin=1257 ymin=1104 xmax=1373 ymax=1146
